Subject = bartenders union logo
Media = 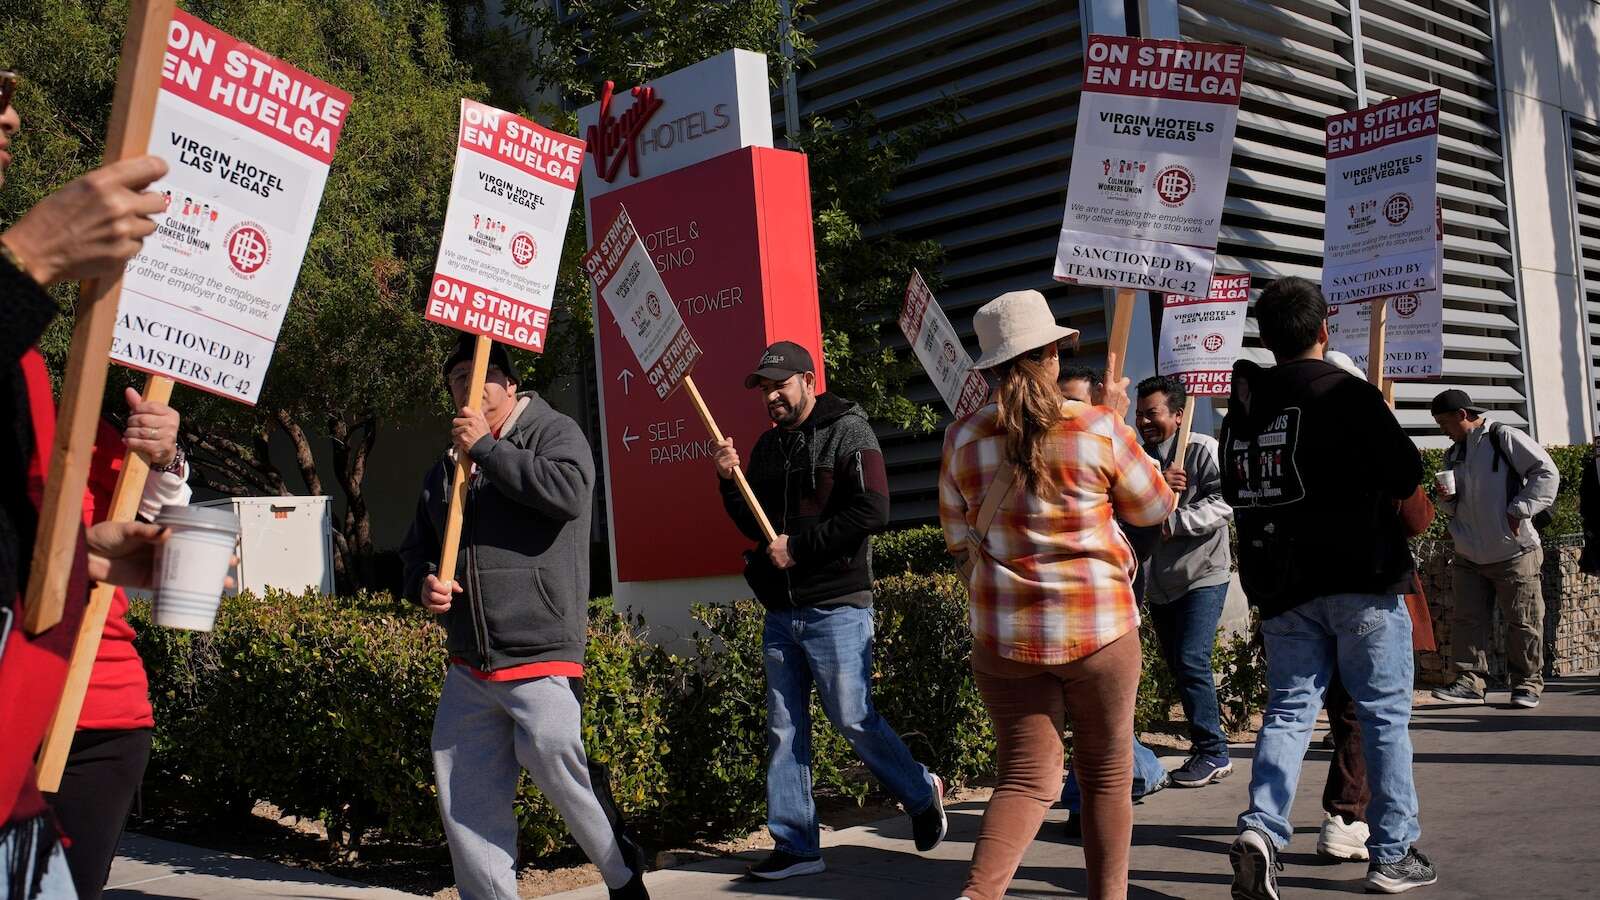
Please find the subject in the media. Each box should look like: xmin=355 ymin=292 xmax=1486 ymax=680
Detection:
xmin=1393 ymin=294 xmax=1420 ymax=318
xmin=1384 ymin=192 xmax=1413 ymax=226
xmin=1203 ymin=333 xmax=1225 ymax=352
xmin=942 ymin=340 xmax=957 ymax=363
xmin=224 ymin=222 xmax=270 ymax=277
xmin=1154 ymin=165 xmax=1195 ymax=207
xmin=646 ymin=291 xmax=662 ymax=318
xmin=510 ymin=232 xmax=538 ymax=267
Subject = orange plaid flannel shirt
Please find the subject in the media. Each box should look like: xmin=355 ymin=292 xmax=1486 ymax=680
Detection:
xmin=939 ymin=402 xmax=1177 ymax=665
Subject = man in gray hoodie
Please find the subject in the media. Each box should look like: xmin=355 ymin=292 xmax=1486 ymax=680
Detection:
xmin=400 ymin=335 xmax=647 ymax=900
xmin=1429 ymin=389 xmax=1558 ymax=709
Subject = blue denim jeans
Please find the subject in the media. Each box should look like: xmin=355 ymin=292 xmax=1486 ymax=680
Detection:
xmin=1239 ymin=594 xmax=1420 ymax=864
xmin=1149 ymin=582 xmax=1231 ymax=756
xmin=764 ymin=604 xmax=935 ymax=858
xmin=1060 ymin=736 xmax=1167 ymax=812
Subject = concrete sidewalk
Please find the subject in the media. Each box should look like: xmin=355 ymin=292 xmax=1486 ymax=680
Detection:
xmin=106 ymin=834 xmax=424 ymax=899
xmin=547 ymin=676 xmax=1600 ymax=900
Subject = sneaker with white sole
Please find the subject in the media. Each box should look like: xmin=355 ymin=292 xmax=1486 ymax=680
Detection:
xmin=1510 ymin=688 xmax=1540 ymax=709
xmin=1316 ymin=812 xmax=1370 ymax=861
xmin=1365 ymin=847 xmax=1438 ymax=893
xmin=746 ymin=850 xmax=825 ymax=881
xmin=911 ymin=774 xmax=947 ymax=852
xmin=1229 ymin=826 xmax=1282 ymax=900
xmin=1171 ymin=753 xmax=1234 ymax=788
xmin=1429 ymin=680 xmax=1484 ymax=705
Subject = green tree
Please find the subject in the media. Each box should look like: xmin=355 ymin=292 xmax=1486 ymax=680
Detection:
xmin=0 ymin=0 xmax=509 ymax=587
xmin=498 ymin=0 xmax=947 ymax=432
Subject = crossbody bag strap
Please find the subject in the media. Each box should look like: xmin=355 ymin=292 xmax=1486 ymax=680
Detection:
xmin=973 ymin=463 xmax=1017 ymax=543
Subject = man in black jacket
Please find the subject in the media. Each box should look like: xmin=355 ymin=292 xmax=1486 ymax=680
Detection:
xmin=400 ymin=335 xmax=646 ymax=900
xmin=711 ymin=341 xmax=945 ymax=881
xmin=1219 ymin=278 xmax=1434 ymax=898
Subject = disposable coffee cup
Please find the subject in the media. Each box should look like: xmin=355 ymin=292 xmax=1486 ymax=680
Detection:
xmin=1435 ymin=469 xmax=1456 ymax=494
xmin=152 ymin=504 xmax=240 ymax=632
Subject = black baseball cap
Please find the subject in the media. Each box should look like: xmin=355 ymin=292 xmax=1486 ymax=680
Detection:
xmin=744 ymin=341 xmax=815 ymax=389
xmin=442 ymin=332 xmax=517 ymax=385
xmin=1430 ymin=388 xmax=1484 ymax=417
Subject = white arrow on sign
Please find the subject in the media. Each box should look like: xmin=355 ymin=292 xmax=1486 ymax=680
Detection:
xmin=621 ymin=425 xmax=638 ymax=451
xmin=617 ymin=368 xmax=634 ymax=395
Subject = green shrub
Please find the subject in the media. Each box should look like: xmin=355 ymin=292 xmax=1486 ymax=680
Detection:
xmin=871 ymin=524 xmax=953 ymax=577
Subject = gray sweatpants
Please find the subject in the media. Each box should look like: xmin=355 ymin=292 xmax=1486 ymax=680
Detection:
xmin=431 ymin=667 xmax=632 ymax=899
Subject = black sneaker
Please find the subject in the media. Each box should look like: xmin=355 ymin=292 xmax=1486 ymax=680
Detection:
xmin=1429 ymin=680 xmax=1485 ymax=705
xmin=610 ymin=829 xmax=650 ymax=900
xmin=1510 ymin=688 xmax=1540 ymax=709
xmin=746 ymin=850 xmax=825 ymax=881
xmin=1364 ymin=847 xmax=1438 ymax=893
xmin=609 ymin=865 xmax=649 ymax=900
xmin=911 ymin=774 xmax=948 ymax=852
xmin=1230 ymin=827 xmax=1282 ymax=900
xmin=1171 ymin=753 xmax=1234 ymax=788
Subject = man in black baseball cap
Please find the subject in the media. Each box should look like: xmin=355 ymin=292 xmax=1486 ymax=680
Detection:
xmin=743 ymin=340 xmax=815 ymax=390
xmin=1428 ymin=388 xmax=1484 ymax=423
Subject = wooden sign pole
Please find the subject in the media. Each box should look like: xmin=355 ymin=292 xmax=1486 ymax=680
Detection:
xmin=1108 ymin=288 xmax=1137 ymax=383
xmin=681 ymin=374 xmax=778 ymax=543
xmin=36 ymin=374 xmax=174 ymax=790
xmin=23 ymin=0 xmax=174 ymax=634
xmin=437 ymin=335 xmax=491 ymax=584
xmin=1172 ymin=395 xmax=1198 ymax=470
xmin=1368 ymin=300 xmax=1391 ymax=406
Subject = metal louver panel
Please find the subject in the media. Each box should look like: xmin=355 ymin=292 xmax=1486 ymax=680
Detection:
xmin=1573 ymin=118 xmax=1600 ymax=424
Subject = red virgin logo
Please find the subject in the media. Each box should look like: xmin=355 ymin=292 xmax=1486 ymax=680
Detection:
xmin=587 ymin=80 xmax=664 ymax=183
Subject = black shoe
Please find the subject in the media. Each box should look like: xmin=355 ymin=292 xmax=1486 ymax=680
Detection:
xmin=610 ymin=830 xmax=650 ymax=899
xmin=1364 ymin=847 xmax=1438 ymax=893
xmin=1510 ymin=688 xmax=1540 ymax=709
xmin=746 ymin=850 xmax=825 ymax=881
xmin=609 ymin=865 xmax=649 ymax=900
xmin=1062 ymin=809 xmax=1082 ymax=842
xmin=1230 ymin=827 xmax=1282 ymax=900
xmin=1429 ymin=681 xmax=1485 ymax=705
xmin=911 ymin=774 xmax=948 ymax=852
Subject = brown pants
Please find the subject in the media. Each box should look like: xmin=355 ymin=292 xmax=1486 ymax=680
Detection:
xmin=1452 ymin=548 xmax=1545 ymax=695
xmin=1322 ymin=674 xmax=1369 ymax=822
xmin=963 ymin=630 xmax=1141 ymax=900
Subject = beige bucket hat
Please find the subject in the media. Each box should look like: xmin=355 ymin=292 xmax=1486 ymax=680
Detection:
xmin=970 ymin=290 xmax=1080 ymax=370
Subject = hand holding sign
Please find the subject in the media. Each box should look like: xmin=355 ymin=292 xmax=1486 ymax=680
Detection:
xmin=2 ymin=155 xmax=169 ymax=285
xmin=712 ymin=437 xmax=741 ymax=480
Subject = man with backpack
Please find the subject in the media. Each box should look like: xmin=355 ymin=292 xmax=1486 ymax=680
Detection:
xmin=1429 ymin=389 xmax=1558 ymax=709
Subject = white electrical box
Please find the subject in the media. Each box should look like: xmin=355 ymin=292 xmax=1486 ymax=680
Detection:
xmin=195 ymin=496 xmax=336 ymax=596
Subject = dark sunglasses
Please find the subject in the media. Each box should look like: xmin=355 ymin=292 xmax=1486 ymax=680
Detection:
xmin=0 ymin=71 xmax=17 ymax=116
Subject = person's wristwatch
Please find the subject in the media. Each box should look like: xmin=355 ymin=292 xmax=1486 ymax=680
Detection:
xmin=153 ymin=445 xmax=187 ymax=476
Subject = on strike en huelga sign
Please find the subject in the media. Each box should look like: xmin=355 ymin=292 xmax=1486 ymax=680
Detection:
xmin=1054 ymin=35 xmax=1245 ymax=296
xmin=1157 ymin=272 xmax=1251 ymax=396
xmin=900 ymin=271 xmax=988 ymax=418
xmin=1327 ymin=202 xmax=1445 ymax=379
xmin=1322 ymin=90 xmax=1441 ymax=305
xmin=426 ymin=100 xmax=584 ymax=352
xmin=112 ymin=10 xmax=350 ymax=404
xmin=583 ymin=206 xmax=703 ymax=398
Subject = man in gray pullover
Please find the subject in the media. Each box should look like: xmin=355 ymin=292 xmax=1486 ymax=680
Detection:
xmin=1429 ymin=389 xmax=1559 ymax=709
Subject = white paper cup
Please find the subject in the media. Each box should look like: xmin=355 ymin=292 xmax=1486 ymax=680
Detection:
xmin=1435 ymin=469 xmax=1456 ymax=494
xmin=152 ymin=505 xmax=240 ymax=632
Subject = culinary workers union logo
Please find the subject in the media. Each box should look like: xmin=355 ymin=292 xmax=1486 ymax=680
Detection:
xmin=646 ymin=291 xmax=662 ymax=318
xmin=1393 ymin=294 xmax=1420 ymax=318
xmin=224 ymin=222 xmax=270 ymax=277
xmin=1203 ymin=333 xmax=1225 ymax=353
xmin=510 ymin=232 xmax=538 ymax=267
xmin=1384 ymin=192 xmax=1413 ymax=226
xmin=1154 ymin=165 xmax=1194 ymax=207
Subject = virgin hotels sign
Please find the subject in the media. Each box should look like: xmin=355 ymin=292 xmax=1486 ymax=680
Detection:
xmin=577 ymin=48 xmax=774 ymax=197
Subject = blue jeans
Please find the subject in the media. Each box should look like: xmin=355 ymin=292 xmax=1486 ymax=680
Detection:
xmin=1239 ymin=594 xmax=1420 ymax=864
xmin=1149 ymin=582 xmax=1231 ymax=756
xmin=764 ymin=605 xmax=936 ymax=858
xmin=1061 ymin=737 xmax=1167 ymax=812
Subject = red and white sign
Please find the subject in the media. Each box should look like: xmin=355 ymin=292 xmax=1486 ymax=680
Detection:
xmin=1327 ymin=202 xmax=1444 ymax=379
xmin=1157 ymin=272 xmax=1251 ymax=396
xmin=900 ymin=271 xmax=987 ymax=418
xmin=583 ymin=206 xmax=703 ymax=399
xmin=425 ymin=99 xmax=583 ymax=352
xmin=1322 ymin=90 xmax=1441 ymax=305
xmin=1054 ymin=35 xmax=1245 ymax=296
xmin=111 ymin=10 xmax=350 ymax=403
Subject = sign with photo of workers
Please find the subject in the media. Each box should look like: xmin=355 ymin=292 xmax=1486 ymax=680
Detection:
xmin=426 ymin=99 xmax=584 ymax=353
xmin=900 ymin=270 xmax=988 ymax=418
xmin=583 ymin=205 xmax=703 ymax=399
xmin=111 ymin=9 xmax=350 ymax=404
xmin=1054 ymin=35 xmax=1246 ymax=296
xmin=1322 ymin=89 xmax=1441 ymax=305
xmin=1157 ymin=272 xmax=1251 ymax=396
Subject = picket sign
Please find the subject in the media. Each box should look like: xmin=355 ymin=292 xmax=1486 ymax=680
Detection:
xmin=22 ymin=0 xmax=174 ymax=634
xmin=1369 ymin=303 xmax=1392 ymax=404
xmin=1109 ymin=288 xmax=1137 ymax=383
xmin=683 ymin=375 xmax=778 ymax=543
xmin=1173 ymin=396 xmax=1198 ymax=465
xmin=36 ymin=375 xmax=174 ymax=791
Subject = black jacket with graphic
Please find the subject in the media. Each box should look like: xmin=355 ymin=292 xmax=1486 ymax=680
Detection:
xmin=720 ymin=393 xmax=890 ymax=610
xmin=1219 ymin=358 xmax=1422 ymax=619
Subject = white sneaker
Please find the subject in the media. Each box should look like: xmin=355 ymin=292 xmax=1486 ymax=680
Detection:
xmin=1316 ymin=812 xmax=1370 ymax=861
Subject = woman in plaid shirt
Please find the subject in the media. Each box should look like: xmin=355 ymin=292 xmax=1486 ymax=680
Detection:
xmin=939 ymin=290 xmax=1176 ymax=900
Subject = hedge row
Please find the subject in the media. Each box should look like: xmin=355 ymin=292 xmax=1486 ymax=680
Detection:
xmin=131 ymin=568 xmax=1264 ymax=855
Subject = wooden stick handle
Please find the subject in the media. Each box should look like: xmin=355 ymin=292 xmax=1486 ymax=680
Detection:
xmin=37 ymin=375 xmax=174 ymax=791
xmin=682 ymin=375 xmax=778 ymax=543
xmin=1173 ymin=395 xmax=1197 ymax=468
xmin=1368 ymin=299 xmax=1389 ymax=405
xmin=1108 ymin=288 xmax=1137 ymax=383
xmin=23 ymin=0 xmax=174 ymax=634
xmin=437 ymin=336 xmax=491 ymax=584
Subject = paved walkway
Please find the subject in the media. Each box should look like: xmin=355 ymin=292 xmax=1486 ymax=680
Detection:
xmin=106 ymin=834 xmax=423 ymax=899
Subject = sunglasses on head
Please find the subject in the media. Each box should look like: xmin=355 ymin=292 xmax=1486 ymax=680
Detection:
xmin=0 ymin=71 xmax=17 ymax=116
